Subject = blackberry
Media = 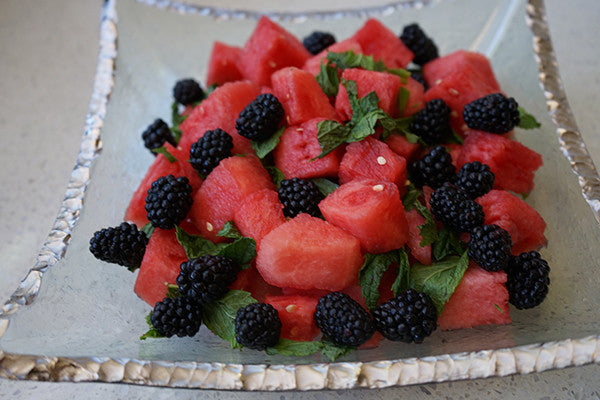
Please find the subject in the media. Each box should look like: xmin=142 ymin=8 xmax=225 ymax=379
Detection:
xmin=89 ymin=222 xmax=148 ymax=270
xmin=314 ymin=292 xmax=375 ymax=347
xmin=455 ymin=161 xmax=495 ymax=198
xmin=409 ymin=99 xmax=451 ymax=145
xmin=468 ymin=224 xmax=513 ymax=271
xmin=235 ymin=303 xmax=281 ymax=350
xmin=408 ymin=145 xmax=455 ymax=189
xmin=429 ymin=183 xmax=484 ymax=232
xmin=173 ymin=78 xmax=204 ymax=105
xmin=150 ymin=296 xmax=202 ymax=338
xmin=373 ymin=289 xmax=437 ymax=343
xmin=303 ymin=31 xmax=336 ymax=55
xmin=177 ymin=255 xmax=239 ymax=305
xmin=408 ymin=69 xmax=428 ymax=90
xmin=463 ymin=93 xmax=520 ymax=134
xmin=400 ymin=23 xmax=439 ymax=66
xmin=278 ymin=178 xmax=323 ymax=218
xmin=236 ymin=93 xmax=284 ymax=142
xmin=142 ymin=119 xmax=176 ymax=152
xmin=145 ymin=175 xmax=193 ymax=229
xmin=506 ymin=251 xmax=550 ymax=309
xmin=189 ymin=129 xmax=233 ymax=176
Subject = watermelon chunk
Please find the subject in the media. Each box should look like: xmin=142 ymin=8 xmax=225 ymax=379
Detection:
xmin=256 ymin=214 xmax=363 ymax=290
xmin=423 ymin=50 xmax=501 ymax=92
xmin=351 ymin=19 xmax=413 ymax=69
xmin=264 ymin=295 xmax=320 ymax=341
xmin=384 ymin=134 xmax=421 ymax=162
xmin=302 ymin=38 xmax=363 ymax=76
xmin=233 ymin=189 xmax=286 ymax=246
xmin=229 ymin=265 xmax=282 ymax=302
xmin=206 ymin=41 xmax=244 ymax=86
xmin=399 ymin=77 xmax=426 ymax=117
xmin=405 ymin=209 xmax=432 ymax=265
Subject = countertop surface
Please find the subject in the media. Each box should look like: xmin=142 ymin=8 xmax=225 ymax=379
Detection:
xmin=0 ymin=0 xmax=599 ymax=398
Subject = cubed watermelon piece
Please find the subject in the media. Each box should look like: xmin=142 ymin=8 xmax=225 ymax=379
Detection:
xmin=437 ymin=264 xmax=511 ymax=330
xmin=457 ymin=130 xmax=543 ymax=194
xmin=319 ymin=179 xmax=409 ymax=254
xmin=256 ymin=214 xmax=363 ymax=290
xmin=302 ymin=38 xmax=363 ymax=76
xmin=233 ymin=189 xmax=286 ymax=246
xmin=423 ymin=50 xmax=501 ymax=92
xmin=476 ymin=190 xmax=547 ymax=255
xmin=351 ymin=19 xmax=413 ymax=69
xmin=273 ymin=118 xmax=343 ymax=179
xmin=405 ymin=209 xmax=432 ymax=265
xmin=206 ymin=41 xmax=244 ymax=86
xmin=188 ymin=154 xmax=276 ymax=242
xmin=229 ymin=265 xmax=282 ymax=302
xmin=264 ymin=294 xmax=320 ymax=341
xmin=384 ymin=134 xmax=422 ymax=162
xmin=238 ymin=16 xmax=311 ymax=86
xmin=400 ymin=77 xmax=426 ymax=117
xmin=271 ymin=67 xmax=338 ymax=126
xmin=134 ymin=228 xmax=188 ymax=306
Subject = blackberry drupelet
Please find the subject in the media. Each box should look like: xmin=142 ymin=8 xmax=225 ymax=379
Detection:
xmin=400 ymin=23 xmax=439 ymax=66
xmin=177 ymin=255 xmax=240 ymax=305
xmin=372 ymin=289 xmax=437 ymax=343
xmin=150 ymin=296 xmax=202 ymax=338
xmin=189 ymin=129 xmax=233 ymax=176
xmin=145 ymin=175 xmax=193 ymax=229
xmin=302 ymin=31 xmax=336 ymax=55
xmin=408 ymin=99 xmax=452 ymax=145
xmin=89 ymin=222 xmax=148 ymax=270
xmin=468 ymin=224 xmax=513 ymax=272
xmin=408 ymin=69 xmax=428 ymax=90
xmin=236 ymin=93 xmax=284 ymax=142
xmin=505 ymin=251 xmax=550 ymax=309
xmin=429 ymin=183 xmax=484 ymax=232
xmin=235 ymin=303 xmax=281 ymax=350
xmin=455 ymin=161 xmax=495 ymax=198
xmin=142 ymin=118 xmax=176 ymax=152
xmin=173 ymin=78 xmax=204 ymax=105
xmin=463 ymin=93 xmax=520 ymax=134
xmin=314 ymin=292 xmax=375 ymax=347
xmin=408 ymin=145 xmax=455 ymax=189
xmin=278 ymin=178 xmax=323 ymax=218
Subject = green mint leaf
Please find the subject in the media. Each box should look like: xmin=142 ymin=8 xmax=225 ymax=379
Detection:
xmin=140 ymin=312 xmax=164 ymax=340
xmin=251 ymin=127 xmax=285 ymax=159
xmin=170 ymin=101 xmax=186 ymax=143
xmin=312 ymin=178 xmax=339 ymax=197
xmin=217 ymin=221 xmax=243 ymax=239
xmin=316 ymin=61 xmax=340 ymax=97
xmin=494 ymin=303 xmax=503 ymax=313
xmin=359 ymin=251 xmax=398 ymax=310
xmin=392 ymin=248 xmax=411 ymax=296
xmin=315 ymin=120 xmax=351 ymax=159
xmin=166 ymin=284 xmax=181 ymax=299
xmin=521 ymin=192 xmax=529 ymax=200
xmin=320 ymin=338 xmax=354 ymax=361
xmin=151 ymin=146 xmax=177 ymax=163
xmin=175 ymin=226 xmax=226 ymax=259
xmin=379 ymin=115 xmax=414 ymax=141
xmin=404 ymin=131 xmax=424 ymax=144
xmin=349 ymin=109 xmax=385 ymax=142
xmin=266 ymin=339 xmax=323 ymax=357
xmin=326 ymin=50 xmax=384 ymax=71
xmin=265 ymin=166 xmax=285 ymax=188
xmin=411 ymin=251 xmax=470 ymax=314
xmin=218 ymin=237 xmax=256 ymax=270
xmin=344 ymin=79 xmax=380 ymax=121
xmin=432 ymin=226 xmax=466 ymax=261
xmin=447 ymin=129 xmax=465 ymax=145
xmin=141 ymin=222 xmax=154 ymax=239
xmin=202 ymin=290 xmax=257 ymax=349
xmin=402 ymin=183 xmax=421 ymax=211
xmin=397 ymin=87 xmax=410 ymax=115
xmin=414 ymin=201 xmax=438 ymax=246
xmin=387 ymin=68 xmax=412 ymax=81
xmin=518 ymin=106 xmax=541 ymax=129
xmin=206 ymin=83 xmax=218 ymax=96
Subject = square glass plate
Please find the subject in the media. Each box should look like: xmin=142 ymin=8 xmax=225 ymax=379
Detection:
xmin=1 ymin=0 xmax=599 ymax=390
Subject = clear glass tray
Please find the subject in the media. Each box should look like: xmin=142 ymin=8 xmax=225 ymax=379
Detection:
xmin=0 ymin=0 xmax=598 ymax=390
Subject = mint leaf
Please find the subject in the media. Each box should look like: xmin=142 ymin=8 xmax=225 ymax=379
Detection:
xmin=316 ymin=62 xmax=340 ymax=97
xmin=170 ymin=101 xmax=186 ymax=143
xmin=218 ymin=237 xmax=256 ymax=269
xmin=326 ymin=50 xmax=386 ymax=72
xmin=414 ymin=201 xmax=438 ymax=246
xmin=392 ymin=248 xmax=411 ymax=296
xmin=206 ymin=83 xmax=218 ymax=96
xmin=266 ymin=166 xmax=285 ymax=188
xmin=344 ymin=79 xmax=379 ymax=122
xmin=251 ymin=126 xmax=285 ymax=159
xmin=141 ymin=222 xmax=154 ymax=239
xmin=315 ymin=120 xmax=351 ymax=159
xmin=140 ymin=312 xmax=164 ymax=340
xmin=320 ymin=338 xmax=354 ymax=361
xmin=217 ymin=221 xmax=243 ymax=239
xmin=379 ymin=114 xmax=414 ymax=141
xmin=432 ymin=226 xmax=466 ymax=261
xmin=175 ymin=226 xmax=225 ymax=259
xmin=447 ymin=129 xmax=465 ymax=145
xmin=151 ymin=146 xmax=177 ymax=163
xmin=518 ymin=106 xmax=541 ymax=130
xmin=166 ymin=284 xmax=180 ymax=299
xmin=202 ymin=290 xmax=257 ymax=349
xmin=494 ymin=303 xmax=503 ymax=313
xmin=402 ymin=183 xmax=421 ymax=211
xmin=411 ymin=251 xmax=469 ymax=314
xmin=312 ymin=178 xmax=339 ymax=197
xmin=359 ymin=251 xmax=398 ymax=310
xmin=267 ymin=339 xmax=323 ymax=357
xmin=397 ymin=87 xmax=410 ymax=115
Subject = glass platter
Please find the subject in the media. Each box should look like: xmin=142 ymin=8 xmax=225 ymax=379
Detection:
xmin=1 ymin=0 xmax=599 ymax=390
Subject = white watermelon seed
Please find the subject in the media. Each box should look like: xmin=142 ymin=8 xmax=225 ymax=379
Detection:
xmin=377 ymin=156 xmax=387 ymax=165
xmin=372 ymin=184 xmax=384 ymax=192
xmin=285 ymin=304 xmax=298 ymax=313
xmin=206 ymin=222 xmax=214 ymax=232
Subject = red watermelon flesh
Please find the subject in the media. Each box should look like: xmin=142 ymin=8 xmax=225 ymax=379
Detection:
xmin=124 ymin=144 xmax=202 ymax=228
xmin=233 ymin=189 xmax=286 ymax=246
xmin=457 ymin=130 xmax=543 ymax=194
xmin=179 ymin=80 xmax=260 ymax=155
xmin=134 ymin=228 xmax=188 ymax=306
xmin=384 ymin=134 xmax=421 ymax=162
xmin=238 ymin=16 xmax=311 ymax=87
xmin=400 ymin=77 xmax=426 ymax=117
xmin=206 ymin=41 xmax=243 ymax=86
xmin=302 ymin=38 xmax=363 ymax=76
xmin=264 ymin=294 xmax=320 ymax=341
xmin=229 ymin=265 xmax=282 ymax=302
xmin=423 ymin=50 xmax=500 ymax=92
xmin=405 ymin=209 xmax=432 ymax=265
xmin=335 ymin=68 xmax=403 ymax=120
xmin=271 ymin=67 xmax=338 ymax=126
xmin=476 ymin=190 xmax=547 ymax=255
xmin=319 ymin=179 xmax=409 ymax=254
xmin=351 ymin=19 xmax=413 ymax=69
xmin=437 ymin=264 xmax=511 ymax=330
xmin=256 ymin=214 xmax=363 ymax=291
xmin=188 ymin=154 xmax=276 ymax=242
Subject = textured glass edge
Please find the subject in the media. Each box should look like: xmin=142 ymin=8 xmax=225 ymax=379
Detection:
xmin=1 ymin=0 xmax=599 ymax=390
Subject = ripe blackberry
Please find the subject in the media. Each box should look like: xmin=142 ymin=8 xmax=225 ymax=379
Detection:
xmin=173 ymin=78 xmax=204 ymax=105
xmin=303 ymin=31 xmax=336 ymax=55
xmin=177 ymin=255 xmax=239 ymax=305
xmin=400 ymin=23 xmax=439 ymax=66
xmin=189 ymin=129 xmax=233 ymax=176
xmin=429 ymin=183 xmax=484 ymax=232
xmin=463 ymin=93 xmax=520 ymax=134
xmin=89 ymin=222 xmax=148 ymax=270
xmin=468 ymin=224 xmax=513 ymax=272
xmin=142 ymin=118 xmax=176 ymax=152
xmin=235 ymin=303 xmax=281 ymax=350
xmin=408 ymin=145 xmax=455 ymax=189
xmin=314 ymin=292 xmax=375 ymax=347
xmin=145 ymin=175 xmax=193 ymax=229
xmin=506 ymin=251 xmax=550 ymax=309
xmin=150 ymin=296 xmax=202 ymax=338
xmin=278 ymin=178 xmax=323 ymax=218
xmin=236 ymin=93 xmax=284 ymax=142
xmin=455 ymin=161 xmax=495 ymax=199
xmin=408 ymin=69 xmax=428 ymax=90
xmin=409 ymin=99 xmax=451 ymax=145
xmin=373 ymin=289 xmax=437 ymax=343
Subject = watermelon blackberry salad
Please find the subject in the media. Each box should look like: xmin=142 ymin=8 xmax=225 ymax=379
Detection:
xmin=89 ymin=17 xmax=549 ymax=359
